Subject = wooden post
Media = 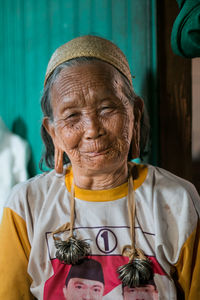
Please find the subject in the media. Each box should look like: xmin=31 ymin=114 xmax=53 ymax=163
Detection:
xmin=157 ymin=0 xmax=200 ymax=192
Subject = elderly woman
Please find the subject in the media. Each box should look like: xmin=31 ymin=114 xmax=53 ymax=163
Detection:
xmin=0 ymin=35 xmax=200 ymax=300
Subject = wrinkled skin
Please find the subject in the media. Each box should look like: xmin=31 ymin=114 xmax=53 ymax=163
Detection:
xmin=43 ymin=61 xmax=143 ymax=189
xmin=63 ymin=278 xmax=104 ymax=300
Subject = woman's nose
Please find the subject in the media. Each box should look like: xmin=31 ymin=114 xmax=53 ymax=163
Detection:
xmin=84 ymin=115 xmax=104 ymax=139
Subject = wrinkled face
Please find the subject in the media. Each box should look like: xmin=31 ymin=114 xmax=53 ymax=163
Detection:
xmin=63 ymin=278 xmax=104 ymax=300
xmin=47 ymin=61 xmax=135 ymax=173
xmin=123 ymin=285 xmax=159 ymax=300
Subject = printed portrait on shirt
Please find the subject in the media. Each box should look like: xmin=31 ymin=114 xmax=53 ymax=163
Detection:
xmin=122 ymin=279 xmax=159 ymax=300
xmin=44 ymin=228 xmax=167 ymax=300
xmin=63 ymin=258 xmax=104 ymax=300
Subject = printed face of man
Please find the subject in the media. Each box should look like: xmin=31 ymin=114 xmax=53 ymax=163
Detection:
xmin=123 ymin=285 xmax=159 ymax=300
xmin=63 ymin=277 xmax=104 ymax=300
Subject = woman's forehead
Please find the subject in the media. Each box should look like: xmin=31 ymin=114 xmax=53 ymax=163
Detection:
xmin=56 ymin=60 xmax=122 ymax=85
xmin=51 ymin=61 xmax=125 ymax=102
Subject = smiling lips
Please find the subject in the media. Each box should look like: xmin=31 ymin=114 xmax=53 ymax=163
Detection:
xmin=81 ymin=148 xmax=111 ymax=157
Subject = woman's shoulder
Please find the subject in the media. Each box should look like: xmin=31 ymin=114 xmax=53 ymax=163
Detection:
xmin=144 ymin=164 xmax=200 ymax=213
xmin=9 ymin=169 xmax=63 ymax=193
xmin=4 ymin=169 xmax=67 ymax=220
xmin=145 ymin=164 xmax=196 ymax=190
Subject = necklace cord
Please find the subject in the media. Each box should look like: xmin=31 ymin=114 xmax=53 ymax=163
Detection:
xmin=52 ymin=180 xmax=75 ymax=241
xmin=122 ymin=162 xmax=147 ymax=261
xmin=52 ymin=164 xmax=136 ymax=248
xmin=53 ymin=162 xmax=146 ymax=262
xmin=69 ymin=179 xmax=75 ymax=238
xmin=128 ymin=172 xmax=135 ymax=251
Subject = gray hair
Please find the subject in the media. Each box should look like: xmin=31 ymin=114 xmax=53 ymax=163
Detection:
xmin=40 ymin=57 xmax=150 ymax=170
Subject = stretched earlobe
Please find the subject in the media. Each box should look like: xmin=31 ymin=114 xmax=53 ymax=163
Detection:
xmin=131 ymin=132 xmax=140 ymax=159
xmin=55 ymin=147 xmax=64 ymax=177
xmin=43 ymin=117 xmax=55 ymax=138
xmin=131 ymin=97 xmax=144 ymax=159
xmin=43 ymin=117 xmax=64 ymax=175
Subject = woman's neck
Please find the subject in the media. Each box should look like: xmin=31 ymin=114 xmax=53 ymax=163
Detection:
xmin=72 ymin=163 xmax=129 ymax=190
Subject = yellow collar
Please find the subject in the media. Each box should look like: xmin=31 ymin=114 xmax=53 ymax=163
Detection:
xmin=65 ymin=164 xmax=148 ymax=202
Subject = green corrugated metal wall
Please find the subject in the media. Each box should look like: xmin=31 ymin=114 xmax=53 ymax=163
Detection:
xmin=0 ymin=0 xmax=157 ymax=176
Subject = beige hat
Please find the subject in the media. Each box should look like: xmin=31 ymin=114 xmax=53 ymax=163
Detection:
xmin=44 ymin=35 xmax=132 ymax=86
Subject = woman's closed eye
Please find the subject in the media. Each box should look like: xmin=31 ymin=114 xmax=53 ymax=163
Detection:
xmin=99 ymin=105 xmax=116 ymax=114
xmin=65 ymin=112 xmax=81 ymax=120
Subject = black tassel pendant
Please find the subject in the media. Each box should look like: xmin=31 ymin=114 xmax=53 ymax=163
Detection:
xmin=52 ymin=222 xmax=91 ymax=265
xmin=52 ymin=181 xmax=91 ymax=265
xmin=54 ymin=236 xmax=91 ymax=265
xmin=118 ymin=163 xmax=153 ymax=288
xmin=118 ymin=256 xmax=152 ymax=287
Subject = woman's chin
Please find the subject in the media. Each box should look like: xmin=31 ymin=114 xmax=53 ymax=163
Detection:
xmin=79 ymin=153 xmax=125 ymax=172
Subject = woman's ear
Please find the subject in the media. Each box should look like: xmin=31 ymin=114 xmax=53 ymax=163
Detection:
xmin=131 ymin=97 xmax=144 ymax=159
xmin=42 ymin=117 xmax=64 ymax=175
xmin=42 ymin=117 xmax=55 ymax=140
xmin=54 ymin=147 xmax=64 ymax=176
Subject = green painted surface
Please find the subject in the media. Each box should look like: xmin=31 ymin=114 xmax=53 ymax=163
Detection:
xmin=0 ymin=0 xmax=157 ymax=176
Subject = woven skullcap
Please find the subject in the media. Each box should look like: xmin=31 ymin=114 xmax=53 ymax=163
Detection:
xmin=65 ymin=259 xmax=104 ymax=287
xmin=44 ymin=35 xmax=132 ymax=86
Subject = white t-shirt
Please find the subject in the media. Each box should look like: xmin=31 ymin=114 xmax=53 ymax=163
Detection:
xmin=0 ymin=164 xmax=200 ymax=300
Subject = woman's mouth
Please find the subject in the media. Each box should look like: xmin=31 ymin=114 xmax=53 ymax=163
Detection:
xmin=81 ymin=148 xmax=111 ymax=157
